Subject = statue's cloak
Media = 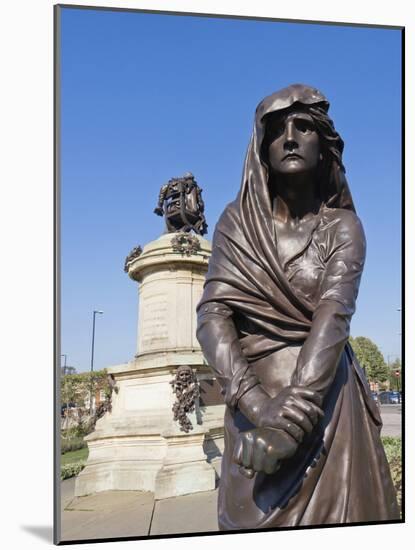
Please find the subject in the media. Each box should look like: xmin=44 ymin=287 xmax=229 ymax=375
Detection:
xmin=197 ymin=85 xmax=400 ymax=528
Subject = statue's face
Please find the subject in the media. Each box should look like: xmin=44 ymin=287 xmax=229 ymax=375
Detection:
xmin=266 ymin=111 xmax=320 ymax=177
xmin=178 ymin=368 xmax=192 ymax=382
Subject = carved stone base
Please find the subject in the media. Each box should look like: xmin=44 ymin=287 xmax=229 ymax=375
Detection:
xmin=74 ymin=435 xmax=164 ymax=495
xmin=74 ymin=361 xmax=224 ymax=498
xmin=73 ymin=388 xmax=169 ymax=498
xmin=74 ymin=233 xmax=225 ymax=499
xmin=154 ymin=429 xmax=216 ymax=500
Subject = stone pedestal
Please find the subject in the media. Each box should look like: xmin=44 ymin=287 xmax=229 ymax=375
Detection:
xmin=75 ymin=233 xmax=225 ymax=498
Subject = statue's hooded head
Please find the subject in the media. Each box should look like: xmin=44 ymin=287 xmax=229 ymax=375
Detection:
xmin=241 ymin=83 xmax=355 ymax=212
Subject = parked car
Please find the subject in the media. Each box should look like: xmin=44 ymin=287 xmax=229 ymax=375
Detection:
xmin=378 ymin=391 xmax=401 ymax=405
xmin=389 ymin=391 xmax=401 ymax=404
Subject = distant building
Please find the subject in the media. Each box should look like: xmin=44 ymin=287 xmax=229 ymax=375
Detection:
xmin=83 ymin=387 xmax=108 ymax=415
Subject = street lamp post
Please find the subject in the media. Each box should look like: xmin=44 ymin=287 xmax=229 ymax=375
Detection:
xmin=61 ymin=354 xmax=67 ymax=375
xmin=90 ymin=310 xmax=103 ymax=415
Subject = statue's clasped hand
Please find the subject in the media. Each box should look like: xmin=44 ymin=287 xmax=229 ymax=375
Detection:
xmin=233 ymin=426 xmax=299 ymax=479
xmin=234 ymin=386 xmax=324 ymax=478
xmin=256 ymin=386 xmax=324 ymax=442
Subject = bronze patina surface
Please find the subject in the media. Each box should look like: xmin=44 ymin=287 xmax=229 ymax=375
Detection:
xmin=197 ymin=84 xmax=399 ymax=529
xmin=154 ymin=172 xmax=207 ymax=235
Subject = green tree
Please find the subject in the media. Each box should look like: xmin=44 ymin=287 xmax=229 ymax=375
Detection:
xmin=60 ymin=369 xmax=114 ymax=436
xmin=61 ymin=373 xmax=78 ymax=413
xmin=349 ymin=336 xmax=389 ymax=383
xmin=389 ymin=358 xmax=402 ymax=391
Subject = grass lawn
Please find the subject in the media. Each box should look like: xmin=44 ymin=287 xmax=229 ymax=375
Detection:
xmin=61 ymin=447 xmax=89 ymax=466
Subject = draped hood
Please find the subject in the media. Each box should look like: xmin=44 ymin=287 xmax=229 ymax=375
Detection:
xmin=197 ymin=84 xmax=355 ymax=360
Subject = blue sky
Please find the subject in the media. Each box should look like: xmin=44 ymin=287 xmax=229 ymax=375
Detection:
xmin=60 ymin=7 xmax=402 ymax=372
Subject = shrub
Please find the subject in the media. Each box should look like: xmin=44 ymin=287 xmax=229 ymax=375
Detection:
xmin=61 ymin=462 xmax=86 ymax=480
xmin=382 ymin=436 xmax=402 ymax=511
xmin=61 ymin=436 xmax=87 ymax=455
xmin=70 ymin=424 xmax=90 ymax=438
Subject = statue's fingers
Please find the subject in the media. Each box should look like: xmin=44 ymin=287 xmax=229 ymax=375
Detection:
xmin=239 ymin=466 xmax=255 ymax=479
xmin=265 ymin=416 xmax=304 ymax=442
xmin=232 ymin=438 xmax=243 ymax=466
xmin=282 ymin=405 xmax=314 ymax=434
xmin=251 ymin=443 xmax=267 ymax=473
xmin=266 ymin=416 xmax=304 ymax=443
xmin=291 ymin=387 xmax=323 ymax=407
xmin=263 ymin=451 xmax=281 ymax=475
xmin=282 ymin=421 xmax=305 ymax=442
xmin=241 ymin=432 xmax=254 ymax=469
xmin=234 ymin=434 xmax=255 ymax=478
xmin=292 ymin=397 xmax=324 ymax=425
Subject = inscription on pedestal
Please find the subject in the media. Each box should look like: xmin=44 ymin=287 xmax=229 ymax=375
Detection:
xmin=140 ymin=292 xmax=169 ymax=349
xmin=124 ymin=382 xmax=172 ymax=411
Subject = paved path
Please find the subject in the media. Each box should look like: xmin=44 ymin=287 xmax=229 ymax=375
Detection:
xmin=61 ymin=482 xmax=219 ymax=542
xmin=60 ymin=405 xmax=401 ymax=542
xmin=380 ymin=404 xmax=402 ymax=437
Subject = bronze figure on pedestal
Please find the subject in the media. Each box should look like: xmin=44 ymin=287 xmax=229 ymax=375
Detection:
xmin=197 ymin=84 xmax=399 ymax=529
xmin=154 ymin=172 xmax=207 ymax=235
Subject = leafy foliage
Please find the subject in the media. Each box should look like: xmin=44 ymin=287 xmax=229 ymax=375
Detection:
xmin=61 ymin=370 xmax=112 ymax=409
xmin=61 ymin=461 xmax=86 ymax=480
xmin=61 ymin=436 xmax=87 ymax=455
xmin=382 ymin=436 xmax=402 ymax=512
xmin=349 ymin=336 xmax=389 ymax=383
xmin=61 ymin=369 xmax=115 ymax=437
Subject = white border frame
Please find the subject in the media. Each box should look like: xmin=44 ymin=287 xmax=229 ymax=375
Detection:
xmin=2 ymin=1 xmax=412 ymax=548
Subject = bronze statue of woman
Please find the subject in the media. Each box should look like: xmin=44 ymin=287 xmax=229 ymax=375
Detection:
xmin=196 ymin=84 xmax=399 ymax=529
